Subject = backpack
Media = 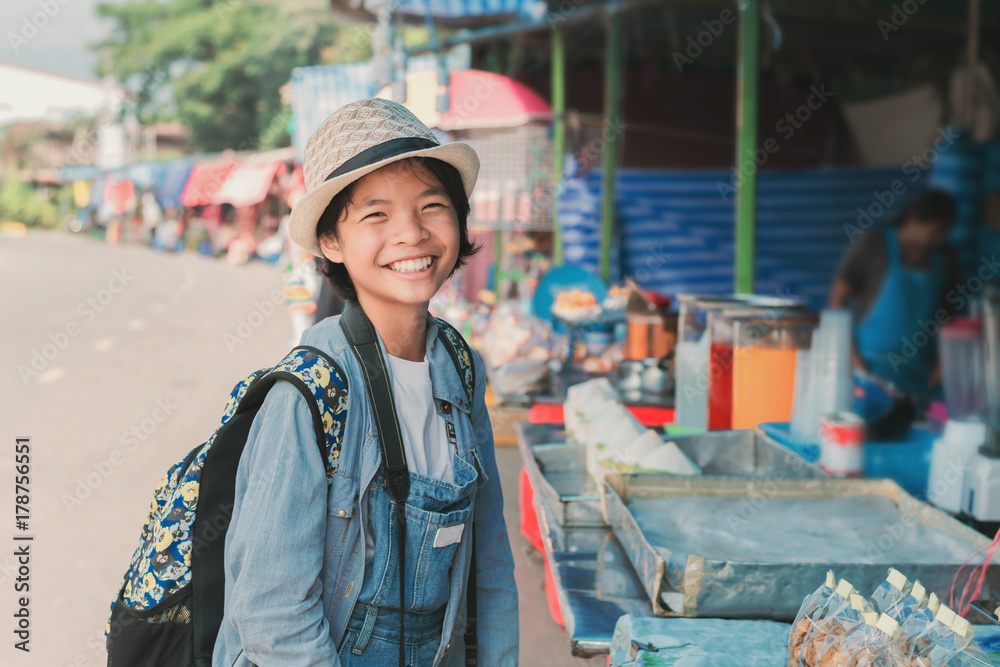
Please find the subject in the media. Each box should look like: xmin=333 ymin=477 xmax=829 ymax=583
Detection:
xmin=106 ymin=316 xmax=476 ymax=667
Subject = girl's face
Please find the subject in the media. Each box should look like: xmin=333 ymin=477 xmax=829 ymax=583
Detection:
xmin=318 ymin=160 xmax=459 ymax=311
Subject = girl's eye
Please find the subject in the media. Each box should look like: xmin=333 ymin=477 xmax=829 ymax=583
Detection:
xmin=362 ymin=212 xmax=386 ymax=221
xmin=424 ymin=202 xmax=446 ymax=210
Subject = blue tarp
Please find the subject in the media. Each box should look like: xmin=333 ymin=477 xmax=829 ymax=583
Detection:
xmin=154 ymin=159 xmax=195 ymax=210
xmin=559 ymin=166 xmax=933 ymax=310
xmin=396 ymin=0 xmax=544 ymax=19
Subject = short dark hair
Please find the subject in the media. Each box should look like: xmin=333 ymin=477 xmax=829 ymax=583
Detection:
xmin=315 ymin=156 xmax=481 ymax=301
xmin=893 ymin=189 xmax=956 ymax=228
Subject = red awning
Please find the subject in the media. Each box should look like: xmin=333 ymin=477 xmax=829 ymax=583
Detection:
xmin=180 ymin=161 xmax=238 ymax=207
xmin=211 ymin=162 xmax=286 ymax=207
xmin=103 ymin=179 xmax=136 ymax=215
xmin=439 ymin=70 xmax=551 ymax=130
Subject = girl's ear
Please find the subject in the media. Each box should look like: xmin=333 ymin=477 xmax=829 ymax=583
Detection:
xmin=319 ymin=235 xmax=344 ymax=263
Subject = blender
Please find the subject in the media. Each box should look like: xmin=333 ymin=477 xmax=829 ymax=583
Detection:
xmin=927 ymin=317 xmax=986 ymax=513
xmin=960 ymin=287 xmax=1000 ymax=534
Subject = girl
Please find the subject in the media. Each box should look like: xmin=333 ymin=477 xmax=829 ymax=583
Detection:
xmin=212 ymin=99 xmax=519 ymax=666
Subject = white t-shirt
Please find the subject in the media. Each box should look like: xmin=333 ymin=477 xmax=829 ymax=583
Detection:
xmin=364 ymin=352 xmax=455 ymax=561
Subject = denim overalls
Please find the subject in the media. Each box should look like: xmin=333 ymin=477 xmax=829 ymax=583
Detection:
xmin=337 ymin=425 xmax=479 ymax=665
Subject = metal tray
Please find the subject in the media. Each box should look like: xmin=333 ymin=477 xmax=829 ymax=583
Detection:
xmin=971 ymin=599 xmax=1000 ymax=627
xmin=516 ymin=423 xmax=826 ymax=528
xmin=602 ymin=475 xmax=1000 ymax=620
xmin=534 ymin=502 xmax=653 ymax=657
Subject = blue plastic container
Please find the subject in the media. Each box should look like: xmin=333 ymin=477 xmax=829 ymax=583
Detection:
xmin=758 ymin=422 xmax=935 ymax=499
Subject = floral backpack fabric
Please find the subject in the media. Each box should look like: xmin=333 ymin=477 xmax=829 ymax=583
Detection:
xmin=106 ymin=318 xmax=474 ymax=667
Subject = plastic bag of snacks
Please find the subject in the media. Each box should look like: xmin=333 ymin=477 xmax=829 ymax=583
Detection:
xmin=925 ymin=613 xmax=990 ymax=666
xmin=792 ymin=578 xmax=857 ymax=666
xmin=899 ymin=604 xmax=963 ymax=664
xmin=812 ymin=592 xmax=876 ymax=664
xmin=899 ymin=591 xmax=941 ymax=636
xmin=884 ymin=580 xmax=927 ymax=625
xmin=788 ymin=568 xmax=994 ymax=666
xmin=869 ymin=568 xmax=912 ymax=615
xmin=838 ymin=612 xmax=904 ymax=666
xmin=789 ymin=571 xmax=838 ymax=666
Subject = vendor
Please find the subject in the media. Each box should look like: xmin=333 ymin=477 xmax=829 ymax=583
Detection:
xmin=829 ymin=189 xmax=961 ymax=396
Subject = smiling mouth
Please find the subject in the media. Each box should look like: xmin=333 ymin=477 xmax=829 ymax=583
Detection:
xmin=386 ymin=256 xmax=435 ymax=273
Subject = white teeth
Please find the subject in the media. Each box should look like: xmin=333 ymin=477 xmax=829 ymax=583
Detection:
xmin=389 ymin=256 xmax=432 ymax=273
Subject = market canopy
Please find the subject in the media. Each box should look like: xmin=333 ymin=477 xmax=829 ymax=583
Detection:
xmin=211 ymin=162 xmax=286 ymax=207
xmin=376 ymin=69 xmax=552 ymax=130
xmin=180 ymin=161 xmax=238 ymax=207
xmin=290 ymin=50 xmax=471 ymax=161
xmin=328 ymin=0 xmax=544 ymax=26
xmin=155 ymin=159 xmax=196 ymax=210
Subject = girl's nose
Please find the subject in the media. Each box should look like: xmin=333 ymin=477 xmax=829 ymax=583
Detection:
xmin=391 ymin=210 xmax=430 ymax=244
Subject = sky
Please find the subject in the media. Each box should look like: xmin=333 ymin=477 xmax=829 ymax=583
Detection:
xmin=1 ymin=0 xmax=124 ymax=81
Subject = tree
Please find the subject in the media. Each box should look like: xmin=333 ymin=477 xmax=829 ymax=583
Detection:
xmin=96 ymin=0 xmax=372 ymax=152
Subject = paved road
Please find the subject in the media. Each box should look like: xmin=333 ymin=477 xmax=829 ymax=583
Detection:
xmin=0 ymin=231 xmax=591 ymax=666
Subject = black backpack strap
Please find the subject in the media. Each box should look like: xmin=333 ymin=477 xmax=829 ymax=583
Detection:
xmin=339 ymin=302 xmax=481 ymax=667
xmin=339 ymin=300 xmax=410 ymax=667
xmin=433 ymin=316 xmax=476 ymax=407
xmin=191 ymin=347 xmax=345 ymax=667
xmin=339 ymin=301 xmax=410 ymax=503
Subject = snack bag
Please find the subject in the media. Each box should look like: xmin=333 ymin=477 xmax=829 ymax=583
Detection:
xmin=789 ymin=571 xmax=837 ymax=666
xmin=936 ymin=614 xmax=991 ymax=667
xmin=869 ymin=567 xmax=912 ymax=615
xmin=795 ymin=578 xmax=858 ymax=666
xmin=812 ymin=591 xmax=874 ymax=665
xmin=884 ymin=579 xmax=927 ymax=624
xmin=839 ymin=612 xmax=905 ymax=667
xmin=900 ymin=604 xmax=961 ymax=663
xmin=896 ymin=592 xmax=941 ymax=661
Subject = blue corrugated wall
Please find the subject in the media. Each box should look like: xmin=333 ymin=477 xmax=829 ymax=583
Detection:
xmin=559 ymin=167 xmax=931 ymax=309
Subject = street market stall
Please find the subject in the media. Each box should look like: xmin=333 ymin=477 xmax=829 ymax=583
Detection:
xmin=511 ymin=287 xmax=1000 ymax=664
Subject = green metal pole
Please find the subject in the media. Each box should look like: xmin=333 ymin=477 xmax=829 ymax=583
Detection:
xmin=551 ymin=27 xmax=566 ymax=265
xmin=494 ymin=229 xmax=503 ymax=301
xmin=600 ymin=5 xmax=623 ymax=284
xmin=735 ymin=0 xmax=760 ymax=294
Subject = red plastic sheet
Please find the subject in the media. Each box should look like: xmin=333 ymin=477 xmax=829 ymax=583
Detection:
xmin=528 ymin=403 xmax=675 ymax=427
xmin=519 ymin=467 xmax=543 ymax=553
xmin=543 ymin=552 xmax=565 ymax=628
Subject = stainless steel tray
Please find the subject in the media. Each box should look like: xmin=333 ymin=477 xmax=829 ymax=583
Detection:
xmin=516 ymin=423 xmax=826 ymax=528
xmin=602 ymin=475 xmax=1000 ymax=619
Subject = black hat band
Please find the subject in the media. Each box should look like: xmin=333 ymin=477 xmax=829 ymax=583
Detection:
xmin=324 ymin=137 xmax=439 ymax=183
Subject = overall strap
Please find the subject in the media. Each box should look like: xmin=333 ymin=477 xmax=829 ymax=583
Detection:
xmin=464 ymin=527 xmax=478 ymax=666
xmin=432 ymin=317 xmax=480 ymax=667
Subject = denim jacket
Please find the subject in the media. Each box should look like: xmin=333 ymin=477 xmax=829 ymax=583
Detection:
xmin=212 ymin=312 xmax=519 ymax=666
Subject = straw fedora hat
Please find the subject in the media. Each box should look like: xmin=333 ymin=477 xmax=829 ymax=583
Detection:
xmin=289 ymin=98 xmax=480 ymax=256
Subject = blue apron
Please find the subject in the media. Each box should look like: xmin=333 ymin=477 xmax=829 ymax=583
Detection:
xmin=854 ymin=228 xmax=945 ymax=396
xmin=337 ymin=455 xmax=478 ymax=666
